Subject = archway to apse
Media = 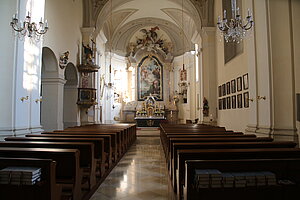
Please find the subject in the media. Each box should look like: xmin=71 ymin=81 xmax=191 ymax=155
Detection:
xmin=41 ymin=47 xmax=65 ymax=131
xmin=63 ymin=63 xmax=79 ymax=128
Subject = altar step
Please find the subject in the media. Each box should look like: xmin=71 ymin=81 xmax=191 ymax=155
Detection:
xmin=136 ymin=127 xmax=160 ymax=137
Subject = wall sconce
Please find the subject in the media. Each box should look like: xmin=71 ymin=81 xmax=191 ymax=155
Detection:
xmin=10 ymin=12 xmax=49 ymax=42
xmin=257 ymin=96 xmax=266 ymax=100
xmin=35 ymin=98 xmax=42 ymax=103
xmin=20 ymin=96 xmax=29 ymax=102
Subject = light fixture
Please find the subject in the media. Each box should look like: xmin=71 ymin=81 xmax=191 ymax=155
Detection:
xmin=10 ymin=12 xmax=49 ymax=42
xmin=217 ymin=0 xmax=254 ymax=43
xmin=178 ymin=0 xmax=188 ymax=103
xmin=108 ymin=0 xmax=113 ymax=87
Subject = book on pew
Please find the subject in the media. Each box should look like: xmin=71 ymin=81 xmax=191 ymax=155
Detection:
xmin=0 ymin=166 xmax=41 ymax=185
xmin=195 ymin=169 xmax=278 ymax=190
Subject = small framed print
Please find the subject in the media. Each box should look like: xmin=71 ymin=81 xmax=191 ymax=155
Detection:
xmin=237 ymin=77 xmax=242 ymax=92
xmin=243 ymin=73 xmax=249 ymax=90
xmin=223 ymin=98 xmax=226 ymax=110
xmin=222 ymin=84 xmax=226 ymax=96
xmin=231 ymin=79 xmax=236 ymax=93
xmin=226 ymin=82 xmax=231 ymax=95
xmin=237 ymin=94 xmax=243 ymax=108
xmin=227 ymin=96 xmax=231 ymax=109
xmin=232 ymin=95 xmax=236 ymax=109
xmin=244 ymin=92 xmax=249 ymax=108
xmin=219 ymin=99 xmax=223 ymax=110
xmin=218 ymin=86 xmax=222 ymax=97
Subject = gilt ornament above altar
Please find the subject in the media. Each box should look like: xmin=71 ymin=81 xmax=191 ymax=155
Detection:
xmin=127 ymin=26 xmax=173 ymax=59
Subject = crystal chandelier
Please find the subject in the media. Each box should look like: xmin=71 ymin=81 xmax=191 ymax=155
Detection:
xmin=10 ymin=12 xmax=49 ymax=42
xmin=217 ymin=0 xmax=254 ymax=43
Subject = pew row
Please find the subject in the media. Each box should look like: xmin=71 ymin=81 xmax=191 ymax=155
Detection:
xmin=0 ymin=157 xmax=61 ymax=200
xmin=184 ymin=158 xmax=300 ymax=200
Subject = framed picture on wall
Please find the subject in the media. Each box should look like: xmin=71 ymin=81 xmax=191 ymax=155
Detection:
xmin=222 ymin=84 xmax=226 ymax=96
xmin=243 ymin=73 xmax=249 ymax=90
xmin=231 ymin=79 xmax=236 ymax=93
xmin=219 ymin=99 xmax=223 ymax=110
xmin=137 ymin=55 xmax=163 ymax=101
xmin=237 ymin=94 xmax=243 ymax=108
xmin=237 ymin=77 xmax=242 ymax=92
xmin=227 ymin=96 xmax=231 ymax=109
xmin=232 ymin=95 xmax=236 ymax=109
xmin=244 ymin=92 xmax=250 ymax=108
xmin=222 ymin=98 xmax=227 ymax=110
xmin=218 ymin=86 xmax=222 ymax=97
xmin=226 ymin=82 xmax=231 ymax=95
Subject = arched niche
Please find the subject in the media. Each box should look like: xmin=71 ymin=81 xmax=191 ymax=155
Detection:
xmin=63 ymin=63 xmax=79 ymax=128
xmin=41 ymin=47 xmax=65 ymax=131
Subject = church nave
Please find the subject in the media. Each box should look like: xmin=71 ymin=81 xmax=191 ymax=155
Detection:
xmin=89 ymin=137 xmax=174 ymax=200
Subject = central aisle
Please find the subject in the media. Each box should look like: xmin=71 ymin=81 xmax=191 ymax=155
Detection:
xmin=89 ymin=137 xmax=175 ymax=200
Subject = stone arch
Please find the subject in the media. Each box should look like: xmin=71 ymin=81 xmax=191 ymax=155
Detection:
xmin=63 ymin=62 xmax=80 ymax=128
xmin=41 ymin=47 xmax=65 ymax=131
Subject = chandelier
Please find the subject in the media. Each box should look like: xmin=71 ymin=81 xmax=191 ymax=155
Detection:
xmin=10 ymin=12 xmax=49 ymax=42
xmin=217 ymin=0 xmax=254 ymax=43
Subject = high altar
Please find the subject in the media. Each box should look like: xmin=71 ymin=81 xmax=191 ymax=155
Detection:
xmin=134 ymin=95 xmax=166 ymax=127
xmin=120 ymin=26 xmax=179 ymax=125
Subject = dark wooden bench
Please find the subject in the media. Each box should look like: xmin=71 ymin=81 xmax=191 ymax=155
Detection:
xmin=43 ymin=132 xmax=115 ymax=165
xmin=64 ymin=127 xmax=127 ymax=152
xmin=58 ymin=129 xmax=123 ymax=157
xmin=0 ymin=147 xmax=81 ymax=200
xmin=0 ymin=141 xmax=96 ymax=189
xmin=176 ymin=148 xmax=300 ymax=200
xmin=170 ymin=141 xmax=297 ymax=192
xmin=5 ymin=137 xmax=106 ymax=177
xmin=0 ymin=157 xmax=61 ymax=200
xmin=184 ymin=158 xmax=300 ymax=200
xmin=164 ymin=136 xmax=272 ymax=162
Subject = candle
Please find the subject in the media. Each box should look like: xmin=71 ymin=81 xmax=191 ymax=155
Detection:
xmin=247 ymin=9 xmax=251 ymax=16
xmin=223 ymin=10 xmax=227 ymax=18
xmin=237 ymin=7 xmax=240 ymax=16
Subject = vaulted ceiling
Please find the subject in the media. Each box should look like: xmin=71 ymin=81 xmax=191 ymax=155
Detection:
xmin=83 ymin=0 xmax=214 ymax=56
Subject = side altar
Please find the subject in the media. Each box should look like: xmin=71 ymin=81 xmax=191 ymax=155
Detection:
xmin=134 ymin=95 xmax=166 ymax=127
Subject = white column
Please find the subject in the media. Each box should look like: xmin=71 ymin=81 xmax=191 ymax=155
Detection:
xmin=268 ymin=0 xmax=297 ymax=140
xmin=41 ymin=78 xmax=66 ymax=131
xmin=201 ymin=27 xmax=217 ymax=124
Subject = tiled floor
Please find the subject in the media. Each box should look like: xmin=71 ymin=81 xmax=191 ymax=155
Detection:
xmin=89 ymin=137 xmax=175 ymax=200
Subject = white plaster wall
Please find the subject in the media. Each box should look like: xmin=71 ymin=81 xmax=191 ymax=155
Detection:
xmin=43 ymin=0 xmax=83 ymax=69
xmin=42 ymin=0 xmax=83 ymax=129
xmin=0 ymin=0 xmax=18 ymax=138
xmin=215 ymin=0 xmax=250 ymax=132
xmin=0 ymin=0 xmax=46 ymax=137
xmin=172 ymin=53 xmax=195 ymax=123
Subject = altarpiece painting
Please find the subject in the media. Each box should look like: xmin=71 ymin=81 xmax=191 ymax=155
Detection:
xmin=137 ymin=56 xmax=163 ymax=101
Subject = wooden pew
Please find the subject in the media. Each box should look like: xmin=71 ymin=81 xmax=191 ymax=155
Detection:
xmin=64 ymin=127 xmax=127 ymax=151
xmin=0 ymin=141 xmax=96 ymax=189
xmin=170 ymin=141 xmax=297 ymax=192
xmin=56 ymin=129 xmax=123 ymax=157
xmin=184 ymin=158 xmax=300 ymax=200
xmin=5 ymin=137 xmax=106 ymax=177
xmin=176 ymin=148 xmax=300 ymax=200
xmin=0 ymin=147 xmax=81 ymax=200
xmin=164 ymin=135 xmax=271 ymax=163
xmin=0 ymin=157 xmax=61 ymax=200
xmin=86 ymin=123 xmax=137 ymax=144
xmin=42 ymin=132 xmax=115 ymax=165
